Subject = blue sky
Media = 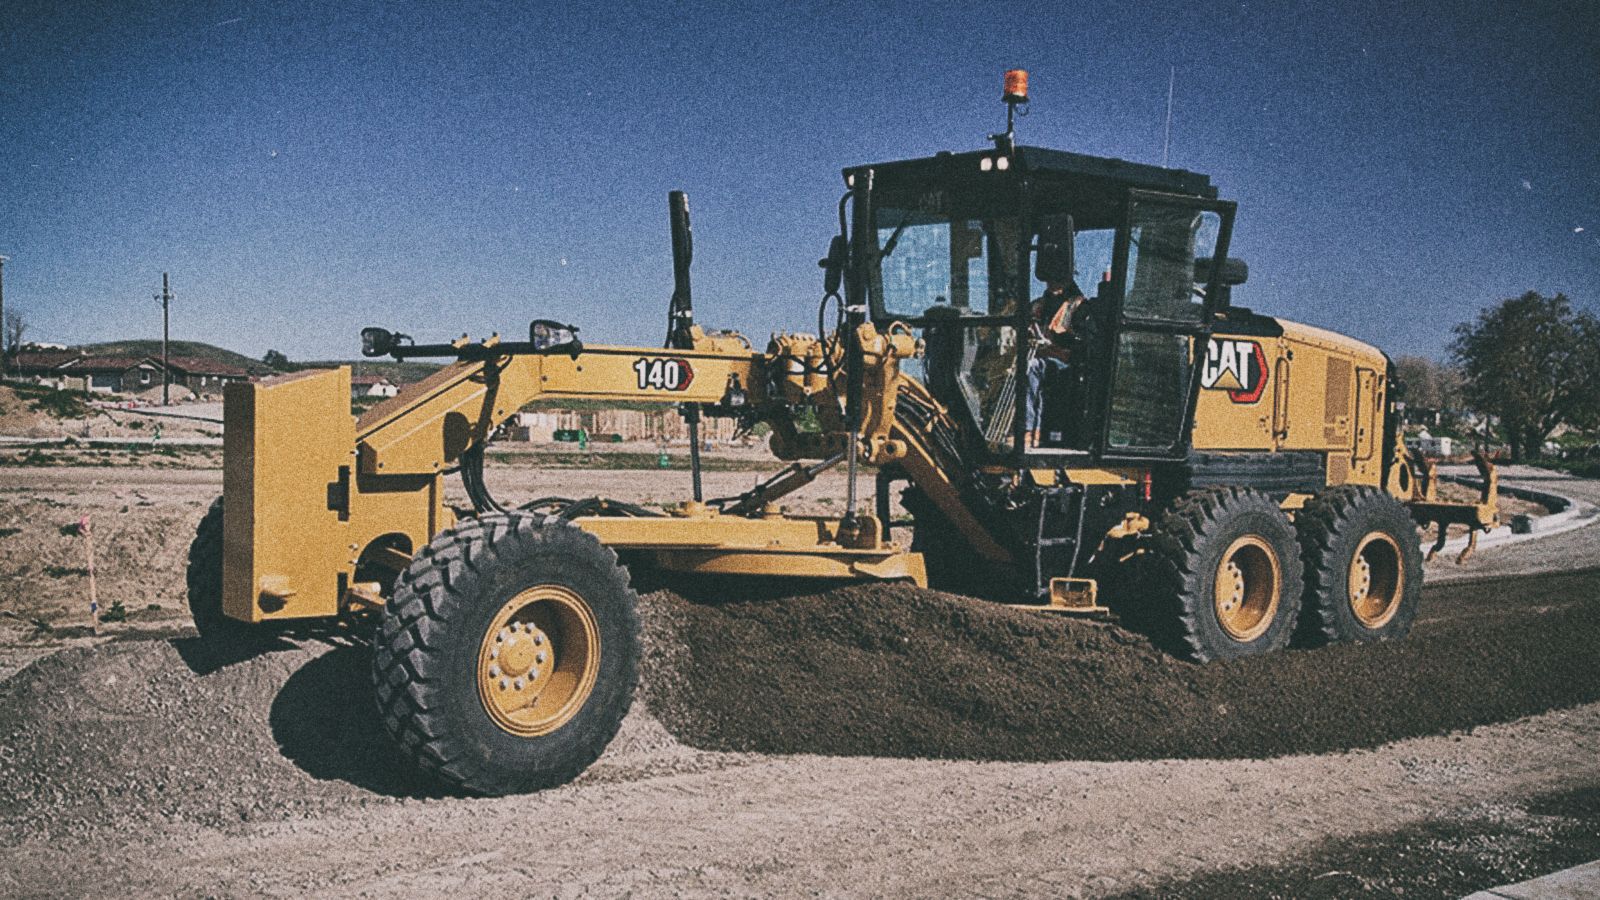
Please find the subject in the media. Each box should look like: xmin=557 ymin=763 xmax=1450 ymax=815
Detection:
xmin=3 ymin=0 xmax=1596 ymax=362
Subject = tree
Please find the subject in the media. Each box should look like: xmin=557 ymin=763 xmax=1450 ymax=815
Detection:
xmin=262 ymin=349 xmax=292 ymax=371
xmin=1393 ymin=355 xmax=1463 ymax=417
xmin=1451 ymin=292 xmax=1600 ymax=462
xmin=2 ymin=308 xmax=24 ymax=372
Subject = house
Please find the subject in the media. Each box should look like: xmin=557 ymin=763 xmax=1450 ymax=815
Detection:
xmin=9 ymin=350 xmax=249 ymax=395
xmin=1405 ymin=429 xmax=1454 ymax=457
xmin=10 ymin=350 xmax=84 ymax=386
xmin=351 ymin=374 xmax=399 ymax=399
xmin=58 ymin=356 xmax=165 ymax=394
xmin=161 ymin=356 xmax=250 ymax=394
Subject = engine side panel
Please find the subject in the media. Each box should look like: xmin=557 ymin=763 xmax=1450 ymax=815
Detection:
xmin=1190 ymin=319 xmax=1388 ymax=489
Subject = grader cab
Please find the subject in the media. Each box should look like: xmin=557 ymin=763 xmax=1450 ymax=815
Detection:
xmin=192 ymin=71 xmax=1497 ymax=795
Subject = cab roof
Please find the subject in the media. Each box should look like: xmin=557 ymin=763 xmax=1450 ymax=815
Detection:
xmin=844 ymin=145 xmax=1217 ymax=200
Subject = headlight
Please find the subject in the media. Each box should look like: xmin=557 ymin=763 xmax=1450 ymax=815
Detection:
xmin=361 ymin=327 xmax=394 ymax=358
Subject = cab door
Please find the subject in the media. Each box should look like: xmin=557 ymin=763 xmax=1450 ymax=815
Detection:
xmin=1096 ymin=190 xmax=1236 ymax=461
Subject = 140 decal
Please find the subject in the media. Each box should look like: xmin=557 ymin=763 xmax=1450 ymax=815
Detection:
xmin=633 ymin=357 xmax=695 ymax=392
xmin=1200 ymin=338 xmax=1267 ymax=403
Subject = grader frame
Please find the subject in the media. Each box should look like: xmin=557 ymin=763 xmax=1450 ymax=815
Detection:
xmin=204 ymin=70 xmax=1502 ymax=795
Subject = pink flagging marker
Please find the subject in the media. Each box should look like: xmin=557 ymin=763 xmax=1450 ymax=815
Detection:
xmin=80 ymin=515 xmax=99 ymax=636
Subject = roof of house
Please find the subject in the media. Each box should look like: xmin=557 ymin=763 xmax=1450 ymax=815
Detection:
xmin=59 ymin=356 xmax=158 ymax=373
xmin=351 ymin=374 xmax=394 ymax=386
xmin=162 ymin=356 xmax=249 ymax=377
xmin=12 ymin=350 xmax=249 ymax=380
xmin=12 ymin=350 xmax=84 ymax=372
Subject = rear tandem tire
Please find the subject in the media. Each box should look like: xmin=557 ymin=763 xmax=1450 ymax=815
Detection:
xmin=1295 ymin=486 xmax=1423 ymax=645
xmin=372 ymin=513 xmax=641 ymax=796
xmin=1145 ymin=487 xmax=1305 ymax=662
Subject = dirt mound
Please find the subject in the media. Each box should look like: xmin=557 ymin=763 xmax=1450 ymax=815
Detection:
xmin=4 ymin=568 xmax=1597 ymax=847
xmin=0 ymin=639 xmax=392 ymax=845
xmin=0 ymin=492 xmax=210 ymax=623
xmin=0 ymin=636 xmax=735 ymax=847
xmin=0 ymin=385 xmax=65 ymax=437
xmin=639 ymin=570 xmax=1600 ymax=761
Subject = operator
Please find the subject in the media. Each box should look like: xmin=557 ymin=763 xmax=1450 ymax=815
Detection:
xmin=1025 ymin=278 xmax=1089 ymax=448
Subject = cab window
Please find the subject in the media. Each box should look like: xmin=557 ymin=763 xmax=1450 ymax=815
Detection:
xmin=1123 ymin=203 xmax=1221 ymax=322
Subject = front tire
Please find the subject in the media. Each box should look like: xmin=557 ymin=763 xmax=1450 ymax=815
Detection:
xmin=372 ymin=514 xmax=640 ymax=795
xmin=186 ymin=497 xmax=273 ymax=648
xmin=1146 ymin=487 xmax=1305 ymax=662
xmin=1295 ymin=486 xmax=1423 ymax=644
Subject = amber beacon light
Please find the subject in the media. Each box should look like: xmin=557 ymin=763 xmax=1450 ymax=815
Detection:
xmin=1003 ymin=69 xmax=1029 ymax=104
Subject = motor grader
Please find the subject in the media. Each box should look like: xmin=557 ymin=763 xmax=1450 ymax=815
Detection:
xmin=189 ymin=71 xmax=1497 ymax=795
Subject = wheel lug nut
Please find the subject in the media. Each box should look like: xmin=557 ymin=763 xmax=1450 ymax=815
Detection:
xmin=489 ymin=665 xmax=500 ymax=678
xmin=533 ymin=634 xmax=544 ymax=646
xmin=499 ymin=678 xmax=509 ymax=690
xmin=514 ymin=678 xmax=524 ymax=690
xmin=490 ymin=648 xmax=499 ymax=660
xmin=536 ymin=652 xmax=546 ymax=664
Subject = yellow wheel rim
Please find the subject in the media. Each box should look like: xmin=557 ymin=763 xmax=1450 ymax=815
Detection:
xmin=1213 ymin=535 xmax=1282 ymax=642
xmin=476 ymin=585 xmax=601 ymax=738
xmin=1348 ymin=533 xmax=1403 ymax=629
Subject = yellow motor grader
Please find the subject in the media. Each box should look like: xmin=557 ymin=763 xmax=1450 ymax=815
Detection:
xmin=190 ymin=72 xmax=1496 ymax=794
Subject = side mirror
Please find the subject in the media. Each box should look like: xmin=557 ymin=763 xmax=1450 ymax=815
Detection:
xmin=819 ymin=234 xmax=847 ymax=296
xmin=1035 ymin=218 xmax=1075 ymax=285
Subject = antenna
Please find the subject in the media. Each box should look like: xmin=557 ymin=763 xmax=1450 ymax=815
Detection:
xmin=1162 ymin=66 xmax=1175 ymax=168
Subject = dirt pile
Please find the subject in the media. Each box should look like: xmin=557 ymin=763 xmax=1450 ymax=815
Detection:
xmin=0 ymin=386 xmax=64 ymax=437
xmin=638 ymin=570 xmax=1600 ymax=761
xmin=0 ymin=491 xmax=209 ymax=623
xmin=0 ymin=639 xmax=397 ymax=845
xmin=4 ymin=568 xmax=1598 ymax=848
xmin=0 ymin=635 xmax=735 ymax=847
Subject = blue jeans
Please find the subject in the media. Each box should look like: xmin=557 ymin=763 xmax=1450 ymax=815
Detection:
xmin=1026 ymin=356 xmax=1067 ymax=433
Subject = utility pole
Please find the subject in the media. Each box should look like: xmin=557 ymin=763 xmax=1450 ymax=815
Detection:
xmin=0 ymin=255 xmax=9 ymax=376
xmin=155 ymin=273 xmax=172 ymax=405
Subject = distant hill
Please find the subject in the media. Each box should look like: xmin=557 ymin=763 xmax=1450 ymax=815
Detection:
xmin=74 ymin=341 xmax=439 ymax=384
xmin=301 ymin=359 xmax=442 ymax=383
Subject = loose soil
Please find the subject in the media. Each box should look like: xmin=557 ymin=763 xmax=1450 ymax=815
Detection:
xmin=1118 ymin=783 xmax=1600 ymax=898
xmin=4 ymin=569 xmax=1600 ymax=854
xmin=640 ymin=571 xmax=1600 ymax=762
xmin=0 ymin=384 xmax=223 ymax=442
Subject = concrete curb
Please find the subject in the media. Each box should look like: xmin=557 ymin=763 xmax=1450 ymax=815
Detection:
xmin=1463 ymin=858 xmax=1600 ymax=898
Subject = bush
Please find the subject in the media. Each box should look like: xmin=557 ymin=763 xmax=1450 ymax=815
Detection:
xmin=22 ymin=387 xmax=92 ymax=419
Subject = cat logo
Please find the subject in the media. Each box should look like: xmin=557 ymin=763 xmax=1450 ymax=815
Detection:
xmin=1201 ymin=338 xmax=1268 ymax=403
